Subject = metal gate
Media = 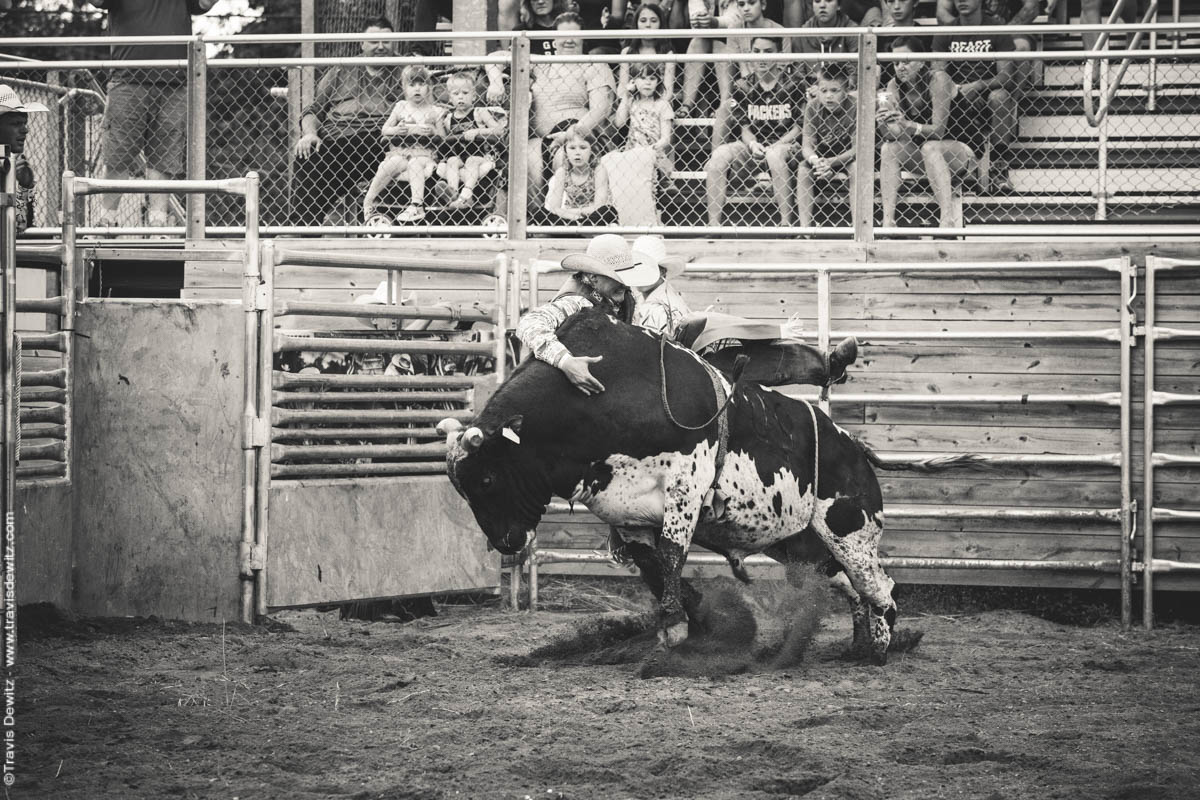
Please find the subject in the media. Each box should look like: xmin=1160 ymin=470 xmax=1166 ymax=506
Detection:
xmin=1141 ymin=256 xmax=1200 ymax=627
xmin=241 ymin=243 xmax=511 ymax=621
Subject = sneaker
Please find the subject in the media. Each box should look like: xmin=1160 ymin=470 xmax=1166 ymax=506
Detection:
xmin=395 ymin=205 xmax=426 ymax=223
xmin=988 ymin=162 xmax=1014 ymax=195
xmin=364 ymin=213 xmax=392 ymax=239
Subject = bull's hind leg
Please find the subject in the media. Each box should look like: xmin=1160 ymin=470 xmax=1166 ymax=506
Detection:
xmin=811 ymin=498 xmax=897 ymax=665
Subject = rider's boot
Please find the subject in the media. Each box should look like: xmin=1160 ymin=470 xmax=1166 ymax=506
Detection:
xmin=827 ymin=336 xmax=858 ymax=384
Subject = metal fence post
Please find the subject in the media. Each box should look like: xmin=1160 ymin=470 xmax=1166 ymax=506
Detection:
xmin=187 ymin=37 xmax=208 ymax=238
xmin=506 ymin=35 xmax=531 ymax=241
xmin=2 ymin=147 xmax=16 ymax=542
xmin=854 ymin=33 xmax=878 ymax=243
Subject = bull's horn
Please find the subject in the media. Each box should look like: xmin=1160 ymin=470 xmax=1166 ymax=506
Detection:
xmin=462 ymin=426 xmax=484 ymax=451
xmin=436 ymin=418 xmax=464 ymax=436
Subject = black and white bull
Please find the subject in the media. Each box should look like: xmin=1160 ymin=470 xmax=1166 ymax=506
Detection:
xmin=440 ymin=308 xmax=927 ymax=665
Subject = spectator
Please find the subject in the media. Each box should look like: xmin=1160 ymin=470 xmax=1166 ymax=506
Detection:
xmin=89 ymin=0 xmax=217 ymax=229
xmin=877 ymin=37 xmax=977 ymax=230
xmin=793 ymin=0 xmax=858 ymax=87
xmin=362 ymin=66 xmax=445 ymax=225
xmin=436 ymin=72 xmax=508 ymax=209
xmin=575 ymin=0 xmax=630 ymax=53
xmin=704 ymin=35 xmax=804 ymax=226
xmin=937 ymin=0 xmax=1039 ymax=87
xmin=840 ymin=0 xmax=883 ymax=24
xmin=527 ymin=12 xmax=616 ymax=207
xmin=877 ymin=0 xmax=922 ymax=84
xmin=539 ymin=129 xmax=619 ymax=226
xmin=484 ymin=0 xmax=573 ymax=104
xmin=795 ymin=62 xmax=856 ymax=229
xmin=631 ymin=235 xmax=690 ymax=336
xmin=618 ymin=3 xmax=678 ymax=99
xmin=680 ymin=0 xmax=789 ymax=153
xmin=932 ymin=0 xmax=1018 ymax=192
xmin=614 ymin=63 xmax=675 ymax=184
xmin=0 ymin=84 xmax=49 ymax=236
xmin=291 ymin=17 xmax=402 ymax=229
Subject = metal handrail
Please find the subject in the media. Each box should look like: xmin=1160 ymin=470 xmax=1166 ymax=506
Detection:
xmin=1084 ymin=0 xmax=1160 ymax=126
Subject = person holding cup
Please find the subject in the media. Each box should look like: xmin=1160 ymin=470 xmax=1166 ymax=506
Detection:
xmin=876 ymin=36 xmax=978 ymax=231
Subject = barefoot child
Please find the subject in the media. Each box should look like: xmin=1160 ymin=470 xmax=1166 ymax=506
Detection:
xmin=435 ymin=72 xmax=507 ymax=208
xmin=363 ymin=65 xmax=444 ymax=224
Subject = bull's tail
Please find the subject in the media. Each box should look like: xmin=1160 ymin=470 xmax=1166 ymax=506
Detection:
xmin=855 ymin=437 xmax=997 ymax=473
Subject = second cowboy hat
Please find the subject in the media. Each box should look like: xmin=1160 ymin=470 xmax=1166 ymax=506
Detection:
xmin=631 ymin=235 xmax=687 ymax=281
xmin=0 ymin=85 xmax=50 ymax=116
xmin=561 ymin=234 xmax=660 ymax=290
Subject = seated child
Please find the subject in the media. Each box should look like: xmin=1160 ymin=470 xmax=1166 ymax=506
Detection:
xmin=540 ymin=129 xmax=618 ymax=226
xmin=614 ymin=62 xmax=675 ymax=184
xmin=435 ymin=71 xmax=507 ymax=209
xmin=795 ymin=62 xmax=857 ymax=229
xmin=363 ymin=65 xmax=445 ymax=224
xmin=617 ymin=3 xmax=677 ymax=99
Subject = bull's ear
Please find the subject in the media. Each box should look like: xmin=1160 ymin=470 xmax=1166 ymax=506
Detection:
xmin=501 ymin=415 xmax=523 ymax=445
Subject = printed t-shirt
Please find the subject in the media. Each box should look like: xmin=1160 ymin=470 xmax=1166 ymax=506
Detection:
xmin=932 ymin=15 xmax=1016 ymax=85
xmin=731 ymin=77 xmax=805 ymax=145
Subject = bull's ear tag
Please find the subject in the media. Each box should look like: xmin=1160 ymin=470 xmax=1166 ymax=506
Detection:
xmin=502 ymin=427 xmax=521 ymax=444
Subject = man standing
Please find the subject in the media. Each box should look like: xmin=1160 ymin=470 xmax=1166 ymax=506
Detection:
xmin=89 ymin=0 xmax=216 ymax=228
xmin=291 ymin=17 xmax=402 ymax=229
xmin=0 ymin=84 xmax=49 ymax=235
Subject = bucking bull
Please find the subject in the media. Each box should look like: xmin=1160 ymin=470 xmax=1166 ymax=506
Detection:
xmin=439 ymin=307 xmax=972 ymax=665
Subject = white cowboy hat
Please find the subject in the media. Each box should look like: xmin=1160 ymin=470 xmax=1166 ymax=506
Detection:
xmin=0 ymin=85 xmax=49 ymax=115
xmin=560 ymin=233 xmax=660 ymax=290
xmin=631 ymin=235 xmax=686 ymax=281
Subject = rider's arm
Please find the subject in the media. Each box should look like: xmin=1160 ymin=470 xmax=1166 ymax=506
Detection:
xmin=515 ymin=295 xmax=595 ymax=367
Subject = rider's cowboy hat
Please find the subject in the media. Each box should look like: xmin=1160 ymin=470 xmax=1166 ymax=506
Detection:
xmin=631 ymin=235 xmax=686 ymax=281
xmin=0 ymin=85 xmax=49 ymax=115
xmin=561 ymin=233 xmax=659 ymax=290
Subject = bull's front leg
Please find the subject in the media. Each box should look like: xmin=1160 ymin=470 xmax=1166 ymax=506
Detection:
xmin=656 ymin=489 xmax=704 ymax=649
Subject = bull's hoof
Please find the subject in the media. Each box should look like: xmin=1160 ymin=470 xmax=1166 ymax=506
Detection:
xmin=870 ymin=646 xmax=889 ymax=667
xmin=657 ymin=612 xmax=690 ymax=648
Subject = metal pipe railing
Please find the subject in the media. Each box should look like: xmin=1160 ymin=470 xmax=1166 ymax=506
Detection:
xmin=1084 ymin=0 xmax=1161 ymax=127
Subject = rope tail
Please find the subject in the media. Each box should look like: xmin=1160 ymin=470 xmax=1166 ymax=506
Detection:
xmin=854 ymin=436 xmax=998 ymax=474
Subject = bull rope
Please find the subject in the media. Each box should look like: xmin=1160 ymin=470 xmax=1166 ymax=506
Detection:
xmin=658 ymin=334 xmax=735 ymax=432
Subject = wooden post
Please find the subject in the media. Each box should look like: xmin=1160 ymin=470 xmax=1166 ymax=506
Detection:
xmin=186 ymin=38 xmax=207 ymax=239
xmin=1118 ymin=256 xmax=1132 ymax=629
xmin=853 ymin=34 xmax=878 ymax=244
xmin=506 ymin=35 xmax=531 ymax=240
xmin=453 ymin=0 xmax=489 ymax=57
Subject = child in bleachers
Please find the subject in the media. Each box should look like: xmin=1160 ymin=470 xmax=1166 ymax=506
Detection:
xmin=615 ymin=63 xmax=675 ymax=183
xmin=436 ymin=72 xmax=508 ymax=209
xmin=704 ymin=35 xmax=804 ymax=226
xmin=542 ymin=129 xmax=619 ymax=225
xmin=363 ymin=65 xmax=445 ymax=224
xmin=795 ymin=62 xmax=856 ymax=229
xmin=683 ymin=0 xmax=789 ymax=153
xmin=617 ymin=3 xmax=677 ymax=99
xmin=793 ymin=0 xmax=859 ymax=88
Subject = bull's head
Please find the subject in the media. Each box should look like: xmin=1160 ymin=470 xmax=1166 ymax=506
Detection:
xmin=437 ymin=415 xmax=550 ymax=555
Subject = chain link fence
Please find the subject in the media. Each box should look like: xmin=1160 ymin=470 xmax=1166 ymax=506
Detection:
xmin=4 ymin=22 xmax=1198 ymax=236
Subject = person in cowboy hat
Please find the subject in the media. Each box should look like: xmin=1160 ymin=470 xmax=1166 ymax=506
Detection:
xmin=630 ymin=235 xmax=691 ymax=337
xmin=0 ymin=84 xmax=49 ymax=235
xmin=515 ymin=233 xmax=659 ymax=396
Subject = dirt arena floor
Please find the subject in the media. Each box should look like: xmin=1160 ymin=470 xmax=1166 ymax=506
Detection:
xmin=15 ymin=578 xmax=1200 ymax=800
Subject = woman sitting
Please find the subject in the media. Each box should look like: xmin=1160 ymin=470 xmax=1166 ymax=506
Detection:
xmin=876 ymin=37 xmax=978 ymax=231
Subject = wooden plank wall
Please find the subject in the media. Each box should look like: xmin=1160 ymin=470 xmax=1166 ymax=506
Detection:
xmin=182 ymin=238 xmax=1200 ymax=591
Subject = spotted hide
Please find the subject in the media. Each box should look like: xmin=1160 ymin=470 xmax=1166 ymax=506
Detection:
xmin=440 ymin=307 xmax=898 ymax=664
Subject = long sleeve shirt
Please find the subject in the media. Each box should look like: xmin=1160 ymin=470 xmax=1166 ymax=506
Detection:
xmin=515 ymin=295 xmax=596 ymax=368
xmin=633 ymin=282 xmax=691 ymax=336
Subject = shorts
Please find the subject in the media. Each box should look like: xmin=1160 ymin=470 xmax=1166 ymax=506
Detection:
xmin=101 ymin=81 xmax=187 ymax=176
